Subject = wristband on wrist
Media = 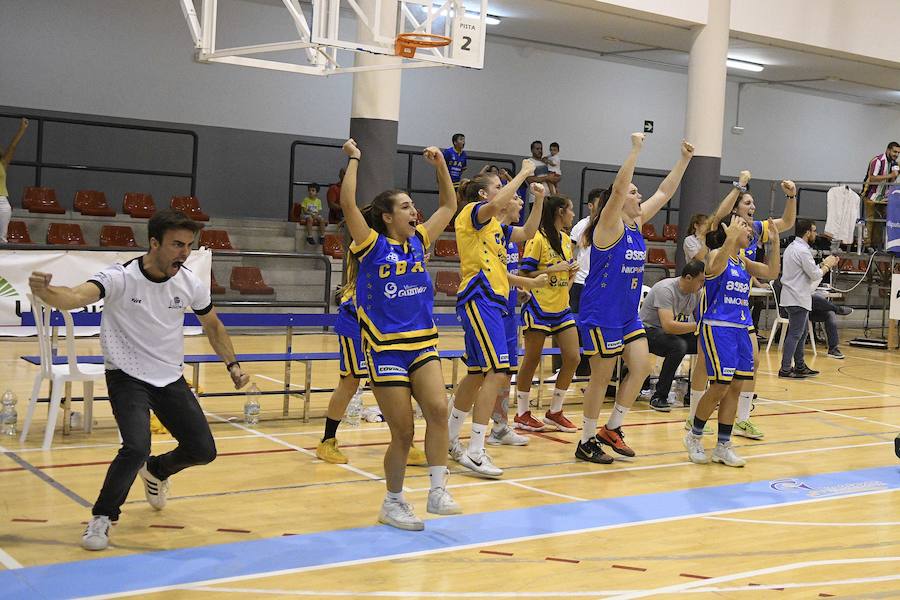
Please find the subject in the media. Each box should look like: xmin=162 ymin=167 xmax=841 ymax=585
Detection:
xmin=786 ymin=195 xmax=796 ymax=200
xmin=732 ymin=181 xmax=747 ymax=192
xmin=348 ymin=156 xmax=359 ymax=162
xmin=226 ymin=361 xmax=240 ymax=372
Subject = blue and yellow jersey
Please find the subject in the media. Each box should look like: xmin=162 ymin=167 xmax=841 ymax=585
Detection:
xmin=334 ymin=289 xmax=360 ymax=340
xmin=700 ymin=256 xmax=752 ymax=327
xmin=519 ymin=229 xmax=574 ymax=314
xmin=442 ymin=147 xmax=468 ymax=183
xmin=579 ymin=223 xmax=646 ymax=327
xmin=350 ymin=225 xmax=437 ymax=352
xmin=741 ymin=219 xmax=768 ymax=261
xmin=456 ymin=202 xmax=513 ymax=309
xmin=505 ymin=232 xmax=519 ymax=313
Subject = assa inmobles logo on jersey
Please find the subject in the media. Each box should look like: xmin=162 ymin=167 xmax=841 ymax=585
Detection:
xmin=384 ymin=282 xmax=428 ymax=299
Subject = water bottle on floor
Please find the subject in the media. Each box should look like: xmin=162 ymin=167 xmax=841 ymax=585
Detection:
xmin=0 ymin=390 xmax=17 ymax=436
xmin=344 ymin=389 xmax=363 ymax=427
xmin=244 ymin=383 xmax=261 ymax=426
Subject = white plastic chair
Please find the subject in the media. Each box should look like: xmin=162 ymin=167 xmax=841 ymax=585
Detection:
xmin=20 ymin=295 xmax=106 ymax=449
xmin=765 ymin=282 xmax=816 ymax=356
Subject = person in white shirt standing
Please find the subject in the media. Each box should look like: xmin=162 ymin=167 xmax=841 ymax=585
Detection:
xmin=28 ymin=209 xmax=250 ymax=551
xmin=778 ymin=219 xmax=839 ymax=378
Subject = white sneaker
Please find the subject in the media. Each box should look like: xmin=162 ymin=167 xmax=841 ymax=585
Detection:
xmin=138 ymin=464 xmax=169 ymax=510
xmin=712 ymin=441 xmax=746 ymax=467
xmin=683 ymin=432 xmax=709 ymax=464
xmin=427 ymin=470 xmax=462 ymax=515
xmin=81 ymin=515 xmax=111 ymax=551
xmin=458 ymin=449 xmax=503 ymax=478
xmin=487 ymin=426 xmax=528 ymax=446
xmin=378 ymin=498 xmax=424 ymax=531
xmin=448 ymin=438 xmax=465 ymax=462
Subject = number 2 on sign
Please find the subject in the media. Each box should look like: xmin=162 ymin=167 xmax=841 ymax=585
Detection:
xmin=631 ymin=278 xmax=638 ymax=290
xmin=461 ymin=36 xmax=472 ymax=51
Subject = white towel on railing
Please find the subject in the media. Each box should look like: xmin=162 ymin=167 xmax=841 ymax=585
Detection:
xmin=824 ymin=186 xmax=860 ymax=244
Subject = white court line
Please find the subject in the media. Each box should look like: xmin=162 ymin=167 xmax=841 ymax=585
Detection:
xmin=0 ymin=548 xmax=23 ymax=569
xmin=757 ymin=370 xmax=892 ymax=396
xmin=254 ymin=374 xmax=304 ymax=389
xmin=407 ymin=440 xmax=893 ymax=493
xmin=763 ymin=397 xmax=899 ymax=430
xmin=190 ymin=587 xmax=628 ymax=597
xmin=835 ymin=351 xmax=900 ymax=368
xmin=703 ymin=515 xmax=900 ymax=527
xmin=753 ymin=393 xmax=888 ymax=405
xmin=603 ymin=555 xmax=900 ymax=600
xmin=204 ymin=411 xmax=382 ymax=482
xmin=503 ymin=480 xmax=586 ymax=502
xmin=79 ymin=488 xmax=900 ymax=600
xmin=694 ymin=573 xmax=900 ymax=592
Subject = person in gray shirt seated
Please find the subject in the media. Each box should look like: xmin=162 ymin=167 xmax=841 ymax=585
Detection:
xmin=638 ymin=260 xmax=706 ymax=412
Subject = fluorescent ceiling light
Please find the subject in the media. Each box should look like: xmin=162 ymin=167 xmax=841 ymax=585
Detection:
xmin=726 ymin=58 xmax=764 ymax=72
xmin=429 ymin=5 xmax=501 ymax=25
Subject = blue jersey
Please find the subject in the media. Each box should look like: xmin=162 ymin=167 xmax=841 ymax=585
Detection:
xmin=350 ymin=225 xmax=437 ymax=352
xmin=579 ymin=223 xmax=646 ymax=328
xmin=442 ymin=147 xmax=468 ymax=183
xmin=335 ymin=297 xmax=360 ymax=340
xmin=505 ymin=232 xmax=519 ymax=313
xmin=742 ymin=220 xmax=769 ymax=261
xmin=700 ymin=256 xmax=751 ymax=327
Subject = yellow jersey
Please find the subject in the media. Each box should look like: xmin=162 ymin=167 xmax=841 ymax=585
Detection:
xmin=520 ymin=229 xmax=574 ymax=314
xmin=455 ymin=201 xmax=513 ymax=308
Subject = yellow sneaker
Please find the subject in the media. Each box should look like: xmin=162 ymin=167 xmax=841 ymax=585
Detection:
xmin=406 ymin=444 xmax=428 ymax=466
xmin=149 ymin=412 xmax=168 ymax=435
xmin=316 ymin=438 xmax=348 ymax=464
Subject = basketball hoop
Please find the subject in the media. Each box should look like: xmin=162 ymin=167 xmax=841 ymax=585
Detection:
xmin=394 ymin=32 xmax=451 ymax=58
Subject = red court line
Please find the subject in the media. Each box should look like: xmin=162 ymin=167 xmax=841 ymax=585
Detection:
xmin=679 ymin=573 xmax=711 ymax=580
xmin=819 ymin=594 xmax=835 ymax=598
xmin=2 ymin=403 xmax=894 ymax=474
xmin=480 ymin=550 xmax=514 ymax=556
xmin=545 ymin=556 xmax=580 ymax=564
xmin=529 ymin=431 xmax=573 ymax=445
xmin=612 ymin=564 xmax=647 ymax=572
xmin=149 ymin=524 xmax=185 ymax=529
xmin=217 ymin=528 xmax=251 ymax=534
xmin=11 ymin=518 xmax=47 ymax=523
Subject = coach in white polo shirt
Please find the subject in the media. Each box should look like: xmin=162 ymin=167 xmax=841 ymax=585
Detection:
xmin=29 ymin=209 xmax=250 ymax=551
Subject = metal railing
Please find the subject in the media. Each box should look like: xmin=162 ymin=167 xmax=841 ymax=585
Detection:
xmin=1 ymin=113 xmax=198 ymax=196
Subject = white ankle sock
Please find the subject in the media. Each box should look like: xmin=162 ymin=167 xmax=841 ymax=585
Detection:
xmin=448 ymin=406 xmax=469 ymax=441
xmin=550 ymin=388 xmax=565 ymax=413
xmin=606 ymin=403 xmax=628 ymax=430
xmin=737 ymin=391 xmax=753 ymax=422
xmin=468 ymin=423 xmax=487 ymax=455
xmin=516 ymin=390 xmax=530 ymax=416
xmin=428 ymin=466 xmax=446 ymax=490
xmin=689 ymin=390 xmax=704 ymax=421
xmin=582 ymin=417 xmax=598 ymax=444
xmin=386 ymin=490 xmax=405 ymax=503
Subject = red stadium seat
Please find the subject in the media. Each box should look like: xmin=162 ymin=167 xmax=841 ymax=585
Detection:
xmin=171 ymin=196 xmax=210 ymax=221
xmin=230 ymin=266 xmax=274 ymax=295
xmin=434 ymin=271 xmax=461 ymax=296
xmin=6 ymin=220 xmax=32 ymax=244
xmin=646 ymin=248 xmax=674 ymax=270
xmin=99 ymin=225 xmax=138 ymax=248
xmin=74 ymin=190 xmax=116 ymax=217
xmin=662 ymin=223 xmax=678 ymax=241
xmin=323 ymin=234 xmax=344 ymax=259
xmin=47 ymin=223 xmax=86 ymax=246
xmin=23 ymin=187 xmax=66 ymax=214
xmin=123 ymin=193 xmax=156 ymax=218
xmin=641 ymin=223 xmax=665 ymax=242
xmin=434 ymin=239 xmax=459 ymax=260
xmin=210 ymin=272 xmax=226 ymax=295
xmin=198 ymin=229 xmax=235 ymax=250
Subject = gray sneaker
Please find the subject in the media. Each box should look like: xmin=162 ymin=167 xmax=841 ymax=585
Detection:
xmin=683 ymin=432 xmax=709 ymax=464
xmin=712 ymin=441 xmax=746 ymax=467
xmin=138 ymin=464 xmax=169 ymax=510
xmin=458 ymin=449 xmax=503 ymax=478
xmin=81 ymin=515 xmax=111 ymax=551
xmin=827 ymin=349 xmax=845 ymax=359
xmin=448 ymin=438 xmax=465 ymax=462
xmin=378 ymin=499 xmax=424 ymax=531
xmin=487 ymin=426 xmax=528 ymax=446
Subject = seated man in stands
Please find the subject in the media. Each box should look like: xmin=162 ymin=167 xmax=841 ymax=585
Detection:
xmin=638 ymin=260 xmax=706 ymax=411
xmin=300 ymin=183 xmax=327 ymax=245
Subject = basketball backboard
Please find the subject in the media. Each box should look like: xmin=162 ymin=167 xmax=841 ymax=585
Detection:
xmin=178 ymin=0 xmax=487 ymax=76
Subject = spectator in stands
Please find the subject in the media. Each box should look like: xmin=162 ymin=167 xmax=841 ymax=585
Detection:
xmin=543 ymin=142 xmax=562 ymax=195
xmin=443 ymin=133 xmax=468 ymax=186
xmin=523 ymin=141 xmax=559 ymax=206
xmin=327 ymin=168 xmax=345 ymax=225
xmin=0 ymin=117 xmax=29 ymax=243
xmin=480 ymin=164 xmax=512 ymax=184
xmin=682 ymin=213 xmax=708 ymax=261
xmin=300 ymin=183 xmax=326 ymax=245
xmin=638 ymin=260 xmax=706 ymax=412
xmin=778 ymin=219 xmax=839 ymax=378
xmin=861 ymin=141 xmax=900 ymax=250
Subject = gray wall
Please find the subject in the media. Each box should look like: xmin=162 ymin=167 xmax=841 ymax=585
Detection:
xmin=0 ymin=0 xmax=894 ymax=220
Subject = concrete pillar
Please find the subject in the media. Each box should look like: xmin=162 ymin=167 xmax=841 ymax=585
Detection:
xmin=677 ymin=0 xmax=731 ymax=269
xmin=349 ymin=0 xmax=402 ymax=206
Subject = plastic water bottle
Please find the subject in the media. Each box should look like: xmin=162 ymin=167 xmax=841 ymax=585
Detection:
xmin=855 ymin=220 xmax=865 ymax=255
xmin=0 ymin=390 xmax=17 ymax=436
xmin=244 ymin=383 xmax=261 ymax=426
xmin=344 ymin=390 xmax=363 ymax=427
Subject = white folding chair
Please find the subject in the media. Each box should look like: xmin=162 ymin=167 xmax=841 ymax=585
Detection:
xmin=765 ymin=282 xmax=816 ymax=356
xmin=20 ymin=295 xmax=106 ymax=450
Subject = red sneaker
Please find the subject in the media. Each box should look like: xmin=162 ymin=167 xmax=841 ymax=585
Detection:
xmin=596 ymin=425 xmax=635 ymax=457
xmin=514 ymin=411 xmax=548 ymax=432
xmin=543 ymin=410 xmax=577 ymax=433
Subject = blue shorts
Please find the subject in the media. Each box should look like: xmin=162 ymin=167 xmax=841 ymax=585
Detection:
xmin=365 ymin=345 xmax=439 ymax=387
xmin=338 ymin=335 xmax=367 ymax=378
xmin=521 ymin=302 xmax=576 ymax=335
xmin=504 ymin=312 xmax=519 ymax=373
xmin=458 ymin=298 xmax=511 ymax=374
xmin=700 ymin=324 xmax=754 ymax=384
xmin=579 ymin=316 xmax=646 ymax=358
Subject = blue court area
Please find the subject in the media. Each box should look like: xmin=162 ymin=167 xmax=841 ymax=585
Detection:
xmin=1 ymin=465 xmax=897 ymax=599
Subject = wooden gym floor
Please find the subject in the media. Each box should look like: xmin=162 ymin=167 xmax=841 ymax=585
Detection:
xmin=0 ymin=328 xmax=898 ymax=599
